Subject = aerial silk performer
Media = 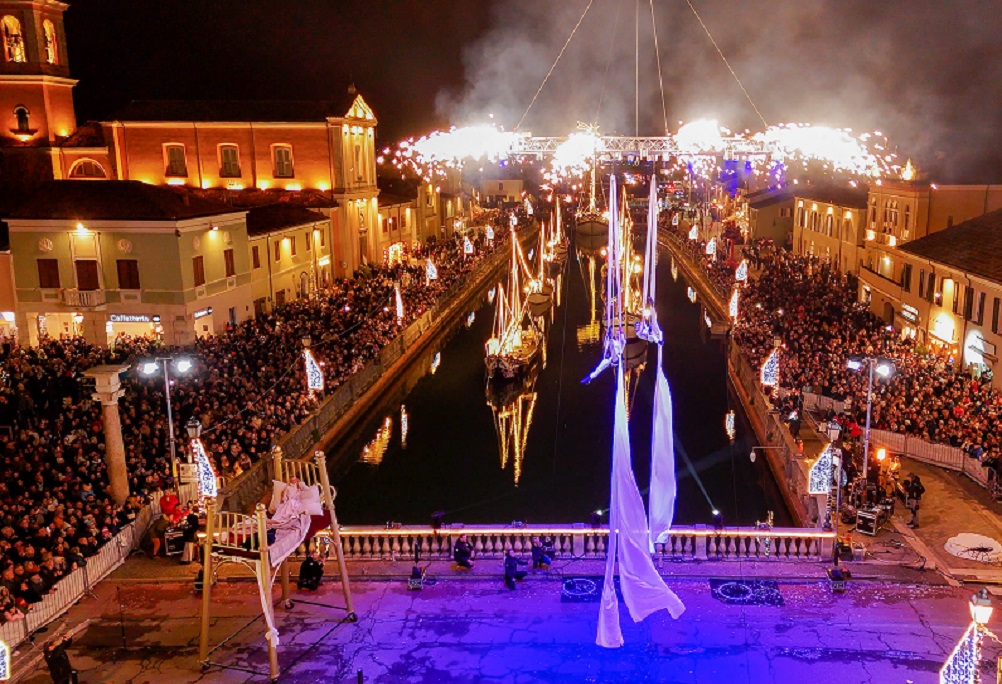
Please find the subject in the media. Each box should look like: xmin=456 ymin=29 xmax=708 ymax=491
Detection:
xmin=593 ymin=176 xmax=685 ymax=649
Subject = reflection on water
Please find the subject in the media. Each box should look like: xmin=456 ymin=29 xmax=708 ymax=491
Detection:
xmin=725 ymin=410 xmax=736 ymax=442
xmin=359 ymin=416 xmax=393 ymax=465
xmin=430 ymin=351 xmax=441 ymax=374
xmin=465 ymin=311 xmax=476 ymax=328
xmin=671 ymin=257 xmax=678 ymax=282
xmin=687 ymin=286 xmax=697 ymax=303
xmin=400 ymin=404 xmax=409 ymax=449
xmin=486 ymin=372 xmax=539 ymax=485
xmin=575 ymin=252 xmax=601 ymax=348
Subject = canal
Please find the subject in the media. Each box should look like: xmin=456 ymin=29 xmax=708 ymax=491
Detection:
xmin=330 ymin=240 xmax=792 ymax=527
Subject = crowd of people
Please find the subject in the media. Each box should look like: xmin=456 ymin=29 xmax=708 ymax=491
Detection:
xmin=0 ymin=213 xmax=520 ymax=624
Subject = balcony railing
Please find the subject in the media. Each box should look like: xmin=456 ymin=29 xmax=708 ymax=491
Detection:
xmin=295 ymin=524 xmax=833 ymax=563
xmin=61 ymin=289 xmax=106 ymax=307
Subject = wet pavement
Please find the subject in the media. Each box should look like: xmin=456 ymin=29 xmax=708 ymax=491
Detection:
xmin=12 ymin=562 xmax=1000 ymax=684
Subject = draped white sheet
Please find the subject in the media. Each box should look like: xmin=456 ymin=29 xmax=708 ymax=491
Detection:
xmin=649 ymin=344 xmax=677 ymax=548
xmin=597 ymin=365 xmax=685 ymax=648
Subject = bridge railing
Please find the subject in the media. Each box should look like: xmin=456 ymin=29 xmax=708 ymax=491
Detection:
xmin=300 ymin=524 xmax=833 ymax=563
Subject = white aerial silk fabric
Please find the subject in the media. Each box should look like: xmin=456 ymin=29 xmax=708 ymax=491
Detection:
xmin=649 ymin=344 xmax=677 ymax=548
xmin=597 ymin=365 xmax=685 ymax=648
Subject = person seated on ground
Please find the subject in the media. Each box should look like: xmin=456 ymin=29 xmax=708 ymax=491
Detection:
xmin=43 ymin=633 xmax=74 ymax=684
xmin=530 ymin=537 xmax=552 ymax=569
xmin=453 ymin=534 xmax=474 ymax=569
xmin=503 ymin=549 xmax=528 ymax=590
xmin=297 ymin=551 xmax=324 ymax=591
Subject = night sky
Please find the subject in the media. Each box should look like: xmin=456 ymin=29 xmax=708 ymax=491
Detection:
xmin=65 ymin=1 xmax=1002 ymax=181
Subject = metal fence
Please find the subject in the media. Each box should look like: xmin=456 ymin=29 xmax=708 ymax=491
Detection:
xmin=0 ymin=482 xmax=197 ymax=653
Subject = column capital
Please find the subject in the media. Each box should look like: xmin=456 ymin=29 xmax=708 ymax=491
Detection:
xmin=83 ymin=364 xmax=131 ymax=406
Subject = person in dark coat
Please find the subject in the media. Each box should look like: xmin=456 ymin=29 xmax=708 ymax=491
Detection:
xmin=298 ymin=552 xmax=324 ymax=591
xmin=43 ymin=634 xmax=76 ymax=684
xmin=530 ymin=537 xmax=552 ymax=569
xmin=503 ymin=549 xmax=527 ymax=590
xmin=453 ymin=534 xmax=474 ymax=569
xmin=906 ymin=475 xmax=926 ymax=528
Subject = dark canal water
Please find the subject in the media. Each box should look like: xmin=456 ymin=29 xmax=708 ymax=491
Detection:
xmin=330 ymin=242 xmax=792 ymax=526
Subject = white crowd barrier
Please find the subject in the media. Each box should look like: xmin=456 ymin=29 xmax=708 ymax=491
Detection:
xmin=804 ymin=395 xmax=995 ymax=492
xmin=0 ymin=481 xmax=198 ymax=652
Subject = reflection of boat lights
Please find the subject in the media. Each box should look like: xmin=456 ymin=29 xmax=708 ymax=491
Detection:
xmin=725 ymin=411 xmax=736 ymax=441
xmin=465 ymin=311 xmax=476 ymax=328
xmin=687 ymin=287 xmax=697 ymax=303
xmin=359 ymin=416 xmax=393 ymax=465
xmin=670 ymin=259 xmax=678 ymax=281
xmin=430 ymin=352 xmax=441 ymax=374
xmin=400 ymin=405 xmax=409 ymax=449
xmin=704 ymin=312 xmax=712 ymax=329
xmin=488 ymin=287 xmax=496 ymax=304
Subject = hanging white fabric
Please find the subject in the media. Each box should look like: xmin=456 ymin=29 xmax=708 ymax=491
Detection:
xmin=649 ymin=344 xmax=677 ymax=547
xmin=598 ymin=365 xmax=685 ymax=648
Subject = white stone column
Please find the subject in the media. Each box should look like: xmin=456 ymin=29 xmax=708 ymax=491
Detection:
xmin=83 ymin=364 xmax=131 ymax=504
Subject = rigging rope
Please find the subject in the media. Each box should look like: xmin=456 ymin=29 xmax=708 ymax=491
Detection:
xmin=594 ymin=0 xmax=625 ymax=127
xmin=682 ymin=0 xmax=769 ymax=129
xmin=648 ymin=0 xmax=669 ymax=135
xmin=516 ymin=0 xmax=596 ymax=131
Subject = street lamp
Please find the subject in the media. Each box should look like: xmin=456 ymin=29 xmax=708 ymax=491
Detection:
xmin=139 ymin=356 xmax=194 ymax=483
xmin=846 ymin=355 xmax=895 ymax=494
xmin=749 ymin=445 xmax=785 ymax=463
xmin=971 ymin=588 xmax=993 ymax=626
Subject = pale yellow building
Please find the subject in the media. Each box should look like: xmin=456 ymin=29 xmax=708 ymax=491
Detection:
xmin=859 ymin=208 xmax=1002 ymax=386
xmin=791 ymin=186 xmax=869 ymax=274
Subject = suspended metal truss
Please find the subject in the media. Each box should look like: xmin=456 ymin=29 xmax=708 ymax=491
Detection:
xmin=508 ymin=135 xmax=772 ymax=160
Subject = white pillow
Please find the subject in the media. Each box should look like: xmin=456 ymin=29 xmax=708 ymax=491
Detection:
xmin=268 ymin=480 xmax=287 ymax=514
xmin=300 ymin=484 xmax=323 ymax=517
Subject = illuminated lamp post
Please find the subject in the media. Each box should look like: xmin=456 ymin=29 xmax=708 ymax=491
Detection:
xmin=139 ymin=356 xmax=193 ymax=484
xmin=940 ymin=588 xmax=994 ymax=684
xmin=846 ymin=355 xmax=894 ymax=495
xmin=186 ymin=417 xmax=218 ymax=500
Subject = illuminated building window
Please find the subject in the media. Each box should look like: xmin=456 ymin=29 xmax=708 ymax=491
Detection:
xmin=219 ymin=144 xmax=240 ymax=178
xmin=69 ymin=159 xmax=106 ymax=179
xmin=13 ymin=105 xmax=29 ymax=133
xmin=164 ymin=144 xmax=188 ymax=177
xmin=42 ymin=19 xmax=56 ymax=64
xmin=273 ymin=145 xmax=294 ymax=178
xmin=2 ymin=16 xmax=25 ymax=63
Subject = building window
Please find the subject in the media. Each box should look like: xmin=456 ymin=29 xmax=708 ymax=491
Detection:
xmin=42 ymin=19 xmax=56 ymax=64
xmin=13 ymin=106 xmax=29 ymax=133
xmin=75 ymin=260 xmax=99 ymax=290
xmin=953 ymin=281 xmax=961 ymax=314
xmin=903 ymin=205 xmax=911 ymax=233
xmin=305 ymin=232 xmax=312 ymax=251
xmin=219 ymin=145 xmax=240 ymax=178
xmin=192 ymin=255 xmax=205 ymax=287
xmin=37 ymin=259 xmax=59 ymax=288
xmin=354 ymin=144 xmax=363 ymax=181
xmin=116 ymin=260 xmax=140 ymax=289
xmin=824 ymin=214 xmax=833 ymax=236
xmin=918 ymin=270 xmax=926 ymax=299
xmin=289 ymin=236 xmax=297 ymax=257
xmin=164 ymin=144 xmax=187 ymax=177
xmin=900 ymin=263 xmax=912 ymax=293
xmin=252 ymin=245 xmax=261 ymax=269
xmin=930 ymin=274 xmax=938 ymax=304
xmin=319 ymin=229 xmax=325 ymax=247
xmin=68 ymin=159 xmax=106 ymax=178
xmin=963 ymin=285 xmax=974 ymax=320
xmin=274 ymin=241 xmax=281 ymax=262
xmin=992 ymin=297 xmax=1000 ymax=334
xmin=976 ymin=291 xmax=986 ymax=325
xmin=843 ymin=218 xmax=853 ymax=242
xmin=273 ymin=146 xmax=294 ymax=178
xmin=2 ymin=16 xmax=25 ymax=63
xmin=223 ymin=248 xmax=235 ymax=277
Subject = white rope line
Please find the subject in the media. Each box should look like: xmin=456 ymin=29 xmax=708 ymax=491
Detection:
xmin=649 ymin=0 xmax=669 ymax=135
xmin=594 ymin=0 xmax=625 ymax=126
xmin=683 ymin=0 xmax=769 ymax=129
xmin=516 ymin=0 xmax=596 ymax=131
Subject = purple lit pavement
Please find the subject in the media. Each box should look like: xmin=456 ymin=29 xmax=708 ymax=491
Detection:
xmin=13 ymin=564 xmax=1002 ymax=684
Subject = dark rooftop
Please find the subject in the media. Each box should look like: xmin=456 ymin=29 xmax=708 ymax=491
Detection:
xmin=8 ymin=181 xmax=237 ymax=221
xmin=748 ymin=189 xmax=794 ymax=210
xmin=191 ymin=187 xmax=337 ymax=210
xmin=245 ymin=204 xmax=328 ymax=237
xmin=110 ymin=93 xmax=361 ymax=124
xmin=59 ymin=122 xmax=106 ymax=148
xmin=793 ymin=184 xmax=869 ymax=209
xmin=378 ymin=191 xmax=413 ymax=207
xmin=899 ymin=207 xmax=1002 ymax=284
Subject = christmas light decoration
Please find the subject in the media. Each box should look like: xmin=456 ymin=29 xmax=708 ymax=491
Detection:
xmin=303 ymin=349 xmax=324 ymax=392
xmin=395 ymin=284 xmax=405 ymax=324
xmin=464 ymin=237 xmax=474 ymax=255
xmin=486 ymin=225 xmax=495 ymax=241
xmin=760 ymin=348 xmax=780 ymax=387
xmin=510 ymin=213 xmax=518 ymax=228
xmin=735 ymin=259 xmax=748 ymax=282
xmin=426 ymin=259 xmax=438 ymax=282
xmin=808 ymin=444 xmax=837 ymax=495
xmin=939 ymin=623 xmax=980 ymax=684
xmin=725 ymin=411 xmax=736 ymax=441
xmin=191 ymin=436 xmax=218 ymax=500
xmin=729 ymin=288 xmax=739 ymax=322
xmin=688 ymin=225 xmax=698 ymax=241
xmin=0 ymin=638 xmax=8 ymax=681
xmin=705 ymin=238 xmax=716 ymax=257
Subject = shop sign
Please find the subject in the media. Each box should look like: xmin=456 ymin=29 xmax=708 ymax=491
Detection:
xmin=193 ymin=307 xmax=213 ymax=320
xmin=900 ymin=304 xmax=919 ymax=323
xmin=109 ymin=314 xmax=153 ymax=324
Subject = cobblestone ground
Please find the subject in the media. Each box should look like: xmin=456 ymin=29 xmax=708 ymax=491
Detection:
xmin=13 ymin=570 xmax=1002 ymax=684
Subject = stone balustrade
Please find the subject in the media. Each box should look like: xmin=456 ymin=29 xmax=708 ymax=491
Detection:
xmin=299 ymin=524 xmax=833 ymax=563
